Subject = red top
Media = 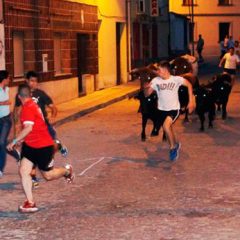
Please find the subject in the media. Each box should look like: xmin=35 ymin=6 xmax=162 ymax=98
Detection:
xmin=20 ymin=99 xmax=54 ymax=148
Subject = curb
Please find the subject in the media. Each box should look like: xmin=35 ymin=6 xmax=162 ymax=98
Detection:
xmin=53 ymin=89 xmax=139 ymax=127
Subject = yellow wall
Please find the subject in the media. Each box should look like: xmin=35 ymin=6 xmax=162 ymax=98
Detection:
xmin=170 ymin=0 xmax=240 ymax=57
xmin=67 ymin=0 xmax=97 ymax=6
xmin=69 ymin=0 xmax=129 ymax=87
xmin=98 ymin=0 xmax=128 ymax=87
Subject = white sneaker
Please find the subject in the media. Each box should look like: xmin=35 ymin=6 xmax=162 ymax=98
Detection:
xmin=64 ymin=164 xmax=74 ymax=183
xmin=0 ymin=171 xmax=3 ymax=178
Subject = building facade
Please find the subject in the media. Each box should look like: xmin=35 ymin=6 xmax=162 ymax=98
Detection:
xmin=130 ymin=0 xmax=170 ymax=67
xmin=1 ymin=0 xmax=130 ymax=104
xmin=169 ymin=12 xmax=189 ymax=56
xmin=170 ymin=0 xmax=240 ymax=57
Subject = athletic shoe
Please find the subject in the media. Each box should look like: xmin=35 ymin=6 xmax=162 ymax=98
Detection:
xmin=0 ymin=171 xmax=3 ymax=178
xmin=64 ymin=164 xmax=74 ymax=183
xmin=18 ymin=200 xmax=39 ymax=213
xmin=32 ymin=178 xmax=40 ymax=189
xmin=169 ymin=148 xmax=178 ymax=162
xmin=55 ymin=140 xmax=68 ymax=157
xmin=169 ymin=142 xmax=181 ymax=161
xmin=175 ymin=142 xmax=181 ymax=152
xmin=60 ymin=145 xmax=68 ymax=157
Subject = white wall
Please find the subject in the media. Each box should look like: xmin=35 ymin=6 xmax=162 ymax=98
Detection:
xmin=170 ymin=0 xmax=240 ymax=57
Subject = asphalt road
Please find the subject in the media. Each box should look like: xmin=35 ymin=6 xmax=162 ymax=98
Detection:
xmin=1 ymin=72 xmax=240 ymax=239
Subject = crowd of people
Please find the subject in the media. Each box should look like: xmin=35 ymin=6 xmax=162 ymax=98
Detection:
xmin=0 ymin=70 xmax=74 ymax=213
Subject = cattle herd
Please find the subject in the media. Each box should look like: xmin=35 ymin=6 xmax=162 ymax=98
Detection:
xmin=131 ymin=56 xmax=233 ymax=141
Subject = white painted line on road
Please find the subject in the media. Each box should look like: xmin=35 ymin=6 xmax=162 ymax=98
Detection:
xmin=78 ymin=157 xmax=105 ymax=176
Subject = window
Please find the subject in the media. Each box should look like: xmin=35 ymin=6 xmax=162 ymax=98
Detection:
xmin=13 ymin=31 xmax=24 ymax=78
xmin=53 ymin=33 xmax=63 ymax=75
xmin=137 ymin=0 xmax=145 ymax=14
xmin=182 ymin=0 xmax=198 ymax=6
xmin=218 ymin=0 xmax=231 ymax=5
xmin=219 ymin=22 xmax=230 ymax=42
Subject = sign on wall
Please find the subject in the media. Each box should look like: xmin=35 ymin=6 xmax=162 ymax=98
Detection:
xmin=0 ymin=24 xmax=5 ymax=70
xmin=150 ymin=0 xmax=159 ymax=17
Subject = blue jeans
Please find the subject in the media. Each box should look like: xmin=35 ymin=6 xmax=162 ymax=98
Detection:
xmin=0 ymin=114 xmax=12 ymax=172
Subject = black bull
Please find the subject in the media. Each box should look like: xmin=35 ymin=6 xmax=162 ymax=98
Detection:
xmin=131 ymin=65 xmax=160 ymax=141
xmin=131 ymin=59 xmax=232 ymax=140
xmin=131 ymin=57 xmax=197 ymax=141
xmin=195 ymin=73 xmax=232 ymax=131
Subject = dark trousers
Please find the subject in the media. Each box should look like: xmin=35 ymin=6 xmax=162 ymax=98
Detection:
xmin=197 ymin=48 xmax=203 ymax=60
xmin=0 ymin=114 xmax=12 ymax=172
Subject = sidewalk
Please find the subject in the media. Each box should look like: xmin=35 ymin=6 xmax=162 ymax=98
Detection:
xmin=53 ymin=57 xmax=240 ymax=127
xmin=53 ymin=80 xmax=140 ymax=127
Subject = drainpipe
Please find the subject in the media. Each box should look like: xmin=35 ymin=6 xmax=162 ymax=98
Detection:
xmin=126 ymin=0 xmax=131 ymax=80
xmin=191 ymin=0 xmax=195 ymax=56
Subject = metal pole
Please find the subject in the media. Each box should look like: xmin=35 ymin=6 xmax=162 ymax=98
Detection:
xmin=191 ymin=0 xmax=194 ymax=56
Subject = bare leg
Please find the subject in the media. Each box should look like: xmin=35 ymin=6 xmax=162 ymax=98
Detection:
xmin=163 ymin=117 xmax=176 ymax=149
xmin=30 ymin=167 xmax=37 ymax=178
xmin=231 ymin=74 xmax=235 ymax=86
xmin=19 ymin=158 xmax=34 ymax=203
xmin=41 ymin=167 xmax=68 ymax=181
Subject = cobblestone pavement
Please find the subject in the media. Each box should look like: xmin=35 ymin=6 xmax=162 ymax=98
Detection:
xmin=1 ymin=76 xmax=240 ymax=239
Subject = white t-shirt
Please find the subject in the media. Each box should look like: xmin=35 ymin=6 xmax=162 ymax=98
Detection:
xmin=151 ymin=75 xmax=184 ymax=111
xmin=223 ymin=53 xmax=240 ymax=69
xmin=0 ymin=86 xmax=10 ymax=118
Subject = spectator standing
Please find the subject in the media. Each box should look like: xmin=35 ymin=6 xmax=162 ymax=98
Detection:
xmin=224 ymin=35 xmax=229 ymax=49
xmin=196 ymin=34 xmax=204 ymax=62
xmin=234 ymin=41 xmax=240 ymax=57
xmin=0 ymin=70 xmax=11 ymax=177
xmin=228 ymin=36 xmax=235 ymax=49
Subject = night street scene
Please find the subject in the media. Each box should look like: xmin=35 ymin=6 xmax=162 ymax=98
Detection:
xmin=1 ymin=0 xmax=240 ymax=239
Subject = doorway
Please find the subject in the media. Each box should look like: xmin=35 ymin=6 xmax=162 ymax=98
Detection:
xmin=77 ymin=33 xmax=89 ymax=94
xmin=219 ymin=22 xmax=230 ymax=42
xmin=116 ymin=22 xmax=124 ymax=85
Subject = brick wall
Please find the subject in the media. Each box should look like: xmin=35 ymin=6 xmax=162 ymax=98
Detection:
xmin=4 ymin=0 xmax=98 ymax=85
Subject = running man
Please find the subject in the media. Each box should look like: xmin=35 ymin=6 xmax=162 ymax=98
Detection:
xmin=14 ymin=71 xmax=67 ymax=155
xmin=219 ymin=47 xmax=240 ymax=86
xmin=144 ymin=60 xmax=195 ymax=161
xmin=14 ymin=71 xmax=68 ymax=186
xmin=7 ymin=84 xmax=74 ymax=213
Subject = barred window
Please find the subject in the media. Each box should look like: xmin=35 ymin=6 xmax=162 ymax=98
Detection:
xmin=137 ymin=0 xmax=145 ymax=13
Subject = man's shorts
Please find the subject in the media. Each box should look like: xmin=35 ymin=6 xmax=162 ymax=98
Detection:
xmin=224 ymin=68 xmax=236 ymax=75
xmin=158 ymin=110 xmax=180 ymax=126
xmin=21 ymin=143 xmax=54 ymax=171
